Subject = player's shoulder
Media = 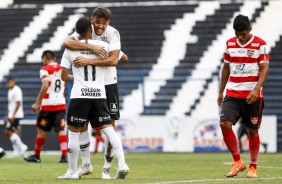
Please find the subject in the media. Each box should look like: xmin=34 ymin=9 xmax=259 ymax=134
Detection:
xmin=106 ymin=25 xmax=119 ymax=33
xmin=87 ymin=39 xmax=109 ymax=47
xmin=253 ymin=35 xmax=267 ymax=45
xmin=226 ymin=37 xmax=237 ymax=45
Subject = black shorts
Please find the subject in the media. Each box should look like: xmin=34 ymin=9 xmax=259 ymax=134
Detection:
xmin=220 ymin=96 xmax=264 ymax=129
xmin=36 ymin=110 xmax=66 ymax=132
xmin=105 ymin=83 xmax=120 ymax=120
xmin=67 ymin=98 xmax=111 ymax=128
xmin=4 ymin=118 xmax=21 ymax=131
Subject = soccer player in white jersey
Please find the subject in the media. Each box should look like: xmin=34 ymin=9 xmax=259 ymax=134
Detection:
xmin=24 ymin=50 xmax=68 ymax=163
xmin=217 ymin=14 xmax=269 ymax=178
xmin=63 ymin=6 xmax=127 ymax=179
xmin=4 ymin=76 xmax=27 ymax=158
xmin=59 ymin=17 xmax=129 ymax=180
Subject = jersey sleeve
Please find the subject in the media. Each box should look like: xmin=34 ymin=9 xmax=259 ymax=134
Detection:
xmin=223 ymin=43 xmax=230 ymax=63
xmin=60 ymin=49 xmax=72 ymax=69
xmin=40 ymin=68 xmax=49 ymax=81
xmin=108 ymin=30 xmax=121 ymax=52
xmin=15 ymin=87 xmax=23 ymax=102
xmin=259 ymin=44 xmax=269 ymax=64
xmin=118 ymin=51 xmax=124 ymax=60
xmin=70 ymin=30 xmax=80 ymax=41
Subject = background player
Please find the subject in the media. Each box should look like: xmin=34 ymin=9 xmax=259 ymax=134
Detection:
xmin=59 ymin=16 xmax=129 ymax=180
xmin=63 ymin=6 xmax=127 ymax=179
xmin=4 ymin=76 xmax=27 ymax=158
xmin=24 ymin=50 xmax=68 ymax=163
xmin=0 ymin=147 xmax=5 ymax=158
xmin=217 ymin=14 xmax=269 ymax=178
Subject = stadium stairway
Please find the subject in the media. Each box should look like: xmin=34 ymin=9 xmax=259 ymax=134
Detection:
xmin=0 ymin=3 xmax=198 ymax=118
xmin=142 ymin=2 xmax=242 ymax=115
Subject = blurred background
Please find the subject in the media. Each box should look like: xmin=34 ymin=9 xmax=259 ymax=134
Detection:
xmin=0 ymin=0 xmax=281 ymax=153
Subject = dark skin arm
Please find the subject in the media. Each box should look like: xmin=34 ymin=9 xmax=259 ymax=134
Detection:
xmin=246 ymin=63 xmax=269 ymax=104
xmin=217 ymin=62 xmax=230 ymax=107
xmin=61 ymin=67 xmax=74 ymax=82
xmin=63 ymin=35 xmax=108 ymax=58
xmin=73 ymin=50 xmax=120 ymax=67
xmin=31 ymin=80 xmax=49 ymax=112
xmin=120 ymin=53 xmax=128 ymax=62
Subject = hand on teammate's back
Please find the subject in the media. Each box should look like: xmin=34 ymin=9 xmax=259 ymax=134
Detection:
xmin=89 ymin=45 xmax=108 ymax=59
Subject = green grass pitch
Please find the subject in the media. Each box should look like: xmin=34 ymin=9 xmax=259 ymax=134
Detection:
xmin=0 ymin=153 xmax=282 ymax=184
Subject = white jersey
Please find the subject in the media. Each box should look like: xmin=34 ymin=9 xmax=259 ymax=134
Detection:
xmin=8 ymin=85 xmax=24 ymax=118
xmin=71 ymin=25 xmax=121 ymax=85
xmin=60 ymin=39 xmax=108 ymax=99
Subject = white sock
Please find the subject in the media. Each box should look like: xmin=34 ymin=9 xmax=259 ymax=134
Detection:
xmin=68 ymin=130 xmax=80 ymax=174
xmin=79 ymin=131 xmax=90 ymax=165
xmin=101 ymin=127 xmax=125 ymax=169
xmin=10 ymin=133 xmax=24 ymax=152
xmin=103 ymin=138 xmax=114 ymax=168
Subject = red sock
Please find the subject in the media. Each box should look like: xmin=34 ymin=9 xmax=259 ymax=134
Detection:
xmin=35 ymin=137 xmax=46 ymax=157
xmin=222 ymin=129 xmax=241 ymax=161
xmin=59 ymin=135 xmax=68 ymax=156
xmin=249 ymin=135 xmax=260 ymax=169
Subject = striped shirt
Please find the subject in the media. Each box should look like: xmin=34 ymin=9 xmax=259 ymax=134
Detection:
xmin=224 ymin=35 xmax=269 ymax=98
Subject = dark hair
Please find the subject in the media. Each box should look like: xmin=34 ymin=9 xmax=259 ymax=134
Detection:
xmin=76 ymin=16 xmax=91 ymax=35
xmin=233 ymin=14 xmax=251 ymax=32
xmin=92 ymin=6 xmax=112 ymax=21
xmin=41 ymin=50 xmax=55 ymax=60
xmin=6 ymin=76 xmax=14 ymax=81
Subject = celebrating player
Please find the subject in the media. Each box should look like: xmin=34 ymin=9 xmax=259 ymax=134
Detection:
xmin=24 ymin=50 xmax=68 ymax=163
xmin=217 ymin=14 xmax=269 ymax=178
xmin=58 ymin=16 xmax=129 ymax=180
xmin=63 ymin=6 xmax=127 ymax=179
xmin=4 ymin=76 xmax=28 ymax=158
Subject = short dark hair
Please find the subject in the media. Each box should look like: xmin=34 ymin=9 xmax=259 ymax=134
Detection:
xmin=92 ymin=6 xmax=112 ymax=21
xmin=6 ymin=76 xmax=14 ymax=81
xmin=76 ymin=16 xmax=91 ymax=35
xmin=41 ymin=50 xmax=55 ymax=60
xmin=233 ymin=14 xmax=251 ymax=32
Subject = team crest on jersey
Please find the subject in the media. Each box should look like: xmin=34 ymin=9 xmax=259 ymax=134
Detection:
xmin=251 ymin=117 xmax=258 ymax=125
xmin=247 ymin=49 xmax=255 ymax=57
xmin=228 ymin=42 xmax=236 ymax=46
xmin=251 ymin=43 xmax=260 ymax=47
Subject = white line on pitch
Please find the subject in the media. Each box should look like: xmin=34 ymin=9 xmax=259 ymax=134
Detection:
xmin=146 ymin=177 xmax=282 ymax=184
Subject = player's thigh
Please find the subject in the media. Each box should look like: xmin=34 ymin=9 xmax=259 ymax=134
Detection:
xmin=105 ymin=83 xmax=120 ymax=120
xmin=243 ymin=98 xmax=264 ymax=129
xmin=53 ymin=110 xmax=66 ymax=133
xmin=36 ymin=111 xmax=53 ymax=132
xmin=220 ymin=96 xmax=242 ymax=124
xmin=67 ymin=99 xmax=91 ymax=128
xmin=89 ymin=99 xmax=112 ymax=128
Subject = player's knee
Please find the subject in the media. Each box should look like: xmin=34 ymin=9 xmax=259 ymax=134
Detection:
xmin=220 ymin=121 xmax=232 ymax=130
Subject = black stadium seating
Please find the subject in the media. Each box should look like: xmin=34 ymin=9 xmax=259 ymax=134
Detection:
xmin=0 ymin=1 xmax=282 ymax=151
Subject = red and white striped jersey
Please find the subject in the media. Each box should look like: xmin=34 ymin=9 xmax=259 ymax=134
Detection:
xmin=224 ymin=35 xmax=269 ymax=98
xmin=39 ymin=63 xmax=66 ymax=111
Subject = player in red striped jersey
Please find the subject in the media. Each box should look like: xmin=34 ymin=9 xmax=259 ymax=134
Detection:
xmin=217 ymin=14 xmax=269 ymax=178
xmin=24 ymin=50 xmax=68 ymax=163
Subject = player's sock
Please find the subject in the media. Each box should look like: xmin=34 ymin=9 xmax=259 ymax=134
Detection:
xmin=222 ymin=129 xmax=241 ymax=161
xmin=248 ymin=135 xmax=260 ymax=169
xmin=35 ymin=137 xmax=46 ymax=157
xmin=59 ymin=135 xmax=68 ymax=156
xmin=68 ymin=130 xmax=80 ymax=174
xmin=79 ymin=131 xmax=90 ymax=165
xmin=101 ymin=127 xmax=125 ymax=169
xmin=103 ymin=138 xmax=114 ymax=168
xmin=10 ymin=133 xmax=24 ymax=152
